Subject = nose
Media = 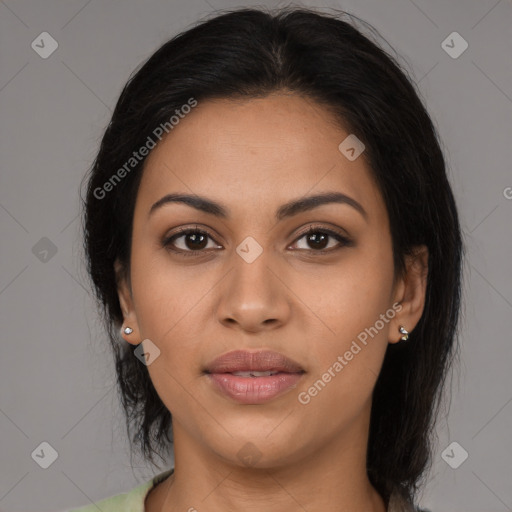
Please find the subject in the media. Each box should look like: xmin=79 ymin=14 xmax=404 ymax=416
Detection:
xmin=215 ymin=250 xmax=292 ymax=333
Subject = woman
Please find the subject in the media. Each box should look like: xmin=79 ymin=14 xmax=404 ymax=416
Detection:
xmin=72 ymin=6 xmax=463 ymax=512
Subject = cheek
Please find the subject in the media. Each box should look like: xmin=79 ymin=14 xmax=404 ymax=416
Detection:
xmin=129 ymin=251 xmax=206 ymax=412
xmin=296 ymin=288 xmax=392 ymax=433
xmin=129 ymin=244 xmax=226 ymax=393
xmin=306 ymin=252 xmax=395 ymax=346
xmin=301 ymin=249 xmax=395 ymax=400
xmin=130 ymin=245 xmax=202 ymax=339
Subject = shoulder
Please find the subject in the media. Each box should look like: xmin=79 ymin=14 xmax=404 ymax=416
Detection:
xmin=69 ymin=491 xmax=129 ymax=512
xmin=67 ymin=468 xmax=174 ymax=512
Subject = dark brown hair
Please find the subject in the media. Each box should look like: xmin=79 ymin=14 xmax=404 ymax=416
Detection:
xmin=81 ymin=6 xmax=464 ymax=504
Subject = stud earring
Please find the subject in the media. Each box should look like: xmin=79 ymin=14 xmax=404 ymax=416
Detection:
xmin=123 ymin=326 xmax=133 ymax=335
xmin=398 ymin=325 xmax=409 ymax=341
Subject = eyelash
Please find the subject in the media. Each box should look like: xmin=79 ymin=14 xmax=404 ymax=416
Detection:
xmin=162 ymin=225 xmax=352 ymax=258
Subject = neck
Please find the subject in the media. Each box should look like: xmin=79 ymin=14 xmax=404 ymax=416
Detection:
xmin=146 ymin=411 xmax=386 ymax=512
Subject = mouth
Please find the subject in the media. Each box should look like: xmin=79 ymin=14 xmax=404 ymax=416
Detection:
xmin=228 ymin=370 xmax=283 ymax=377
xmin=204 ymin=349 xmax=305 ymax=374
xmin=204 ymin=350 xmax=305 ymax=404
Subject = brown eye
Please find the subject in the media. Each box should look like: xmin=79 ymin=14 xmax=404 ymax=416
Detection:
xmin=163 ymin=228 xmax=221 ymax=255
xmin=291 ymin=226 xmax=352 ymax=253
xmin=162 ymin=225 xmax=352 ymax=258
xmin=304 ymin=232 xmax=329 ymax=250
xmin=181 ymin=231 xmax=208 ymax=250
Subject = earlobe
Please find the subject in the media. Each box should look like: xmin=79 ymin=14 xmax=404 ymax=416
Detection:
xmin=390 ymin=245 xmax=429 ymax=343
xmin=398 ymin=325 xmax=409 ymax=341
xmin=115 ymin=259 xmax=140 ymax=345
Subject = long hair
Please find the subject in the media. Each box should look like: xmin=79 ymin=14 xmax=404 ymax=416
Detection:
xmin=81 ymin=6 xmax=464 ymax=503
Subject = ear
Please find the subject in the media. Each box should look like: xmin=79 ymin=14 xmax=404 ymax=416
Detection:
xmin=389 ymin=245 xmax=429 ymax=343
xmin=115 ymin=259 xmax=140 ymax=346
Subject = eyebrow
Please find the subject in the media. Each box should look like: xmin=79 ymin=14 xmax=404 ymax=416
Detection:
xmin=149 ymin=191 xmax=368 ymax=222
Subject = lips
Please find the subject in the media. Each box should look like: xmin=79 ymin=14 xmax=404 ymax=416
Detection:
xmin=204 ymin=350 xmax=305 ymax=404
xmin=204 ymin=349 xmax=304 ymax=374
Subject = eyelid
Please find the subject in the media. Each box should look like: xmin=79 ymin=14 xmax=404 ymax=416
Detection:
xmin=292 ymin=223 xmax=351 ymax=243
xmin=288 ymin=224 xmax=352 ymax=252
xmin=162 ymin=225 xmax=222 ymax=253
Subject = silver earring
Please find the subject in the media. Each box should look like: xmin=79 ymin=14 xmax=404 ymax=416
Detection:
xmin=398 ymin=325 xmax=409 ymax=341
xmin=123 ymin=326 xmax=133 ymax=335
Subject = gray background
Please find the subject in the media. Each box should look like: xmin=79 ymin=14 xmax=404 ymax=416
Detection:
xmin=1 ymin=0 xmax=511 ymax=511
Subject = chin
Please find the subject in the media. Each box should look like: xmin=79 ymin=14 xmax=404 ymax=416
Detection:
xmin=206 ymin=430 xmax=306 ymax=470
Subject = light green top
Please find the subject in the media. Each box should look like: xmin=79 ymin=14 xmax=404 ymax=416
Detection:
xmin=69 ymin=467 xmax=422 ymax=511
xmin=69 ymin=468 xmax=174 ymax=512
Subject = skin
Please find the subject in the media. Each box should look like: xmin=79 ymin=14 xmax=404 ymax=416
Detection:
xmin=116 ymin=91 xmax=428 ymax=512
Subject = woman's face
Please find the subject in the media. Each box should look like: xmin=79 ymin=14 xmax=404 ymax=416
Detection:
xmin=117 ymin=92 xmax=425 ymax=468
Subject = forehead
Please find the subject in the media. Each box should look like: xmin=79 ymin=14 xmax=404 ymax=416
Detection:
xmin=136 ymin=93 xmax=385 ymax=220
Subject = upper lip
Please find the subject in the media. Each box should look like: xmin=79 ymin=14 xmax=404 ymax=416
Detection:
xmin=204 ymin=350 xmax=305 ymax=374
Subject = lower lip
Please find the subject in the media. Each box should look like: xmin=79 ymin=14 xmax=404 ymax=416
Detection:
xmin=207 ymin=372 xmax=304 ymax=404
